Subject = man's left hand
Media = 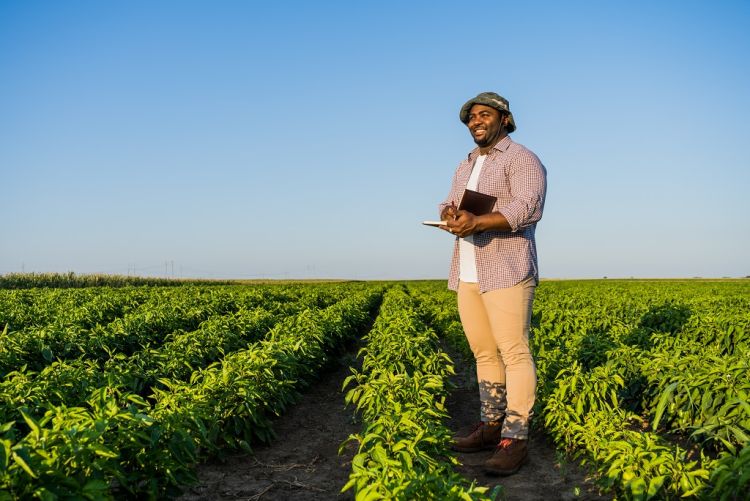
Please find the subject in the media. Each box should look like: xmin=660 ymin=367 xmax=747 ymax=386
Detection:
xmin=445 ymin=210 xmax=479 ymax=238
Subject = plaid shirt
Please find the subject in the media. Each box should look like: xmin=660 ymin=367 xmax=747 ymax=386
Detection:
xmin=440 ymin=136 xmax=547 ymax=293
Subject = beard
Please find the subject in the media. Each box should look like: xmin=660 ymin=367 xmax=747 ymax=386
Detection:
xmin=472 ymin=128 xmax=502 ymax=147
xmin=473 ymin=135 xmax=492 ymax=147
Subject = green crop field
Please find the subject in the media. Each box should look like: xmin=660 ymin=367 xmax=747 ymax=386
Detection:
xmin=0 ymin=278 xmax=747 ymax=500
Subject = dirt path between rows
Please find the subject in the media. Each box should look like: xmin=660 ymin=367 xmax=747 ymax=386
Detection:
xmin=179 ymin=351 xmax=360 ymax=501
xmin=179 ymin=348 xmax=608 ymax=500
xmin=446 ymin=355 xmax=607 ymax=501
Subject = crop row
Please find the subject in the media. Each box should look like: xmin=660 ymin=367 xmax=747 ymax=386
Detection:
xmin=342 ymin=286 xmax=493 ymax=500
xmin=0 ymin=288 xmax=239 ymax=376
xmin=532 ymin=281 xmax=750 ymax=500
xmin=0 ymin=287 xmax=151 ymax=332
xmin=1 ymin=280 xmax=746 ymax=499
xmin=544 ymin=362 xmax=711 ymax=498
xmin=413 ymin=280 xmax=749 ymax=500
xmin=0 ymin=284 xmax=348 ymax=377
xmin=0 ymin=285 xmax=382 ymax=499
xmin=0 ymin=300 xmax=298 ymax=424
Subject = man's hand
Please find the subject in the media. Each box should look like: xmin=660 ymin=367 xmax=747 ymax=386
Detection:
xmin=444 ymin=210 xmax=479 ymax=237
xmin=440 ymin=203 xmax=457 ymax=222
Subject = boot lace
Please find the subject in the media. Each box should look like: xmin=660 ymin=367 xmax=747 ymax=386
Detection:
xmin=497 ymin=437 xmax=515 ymax=449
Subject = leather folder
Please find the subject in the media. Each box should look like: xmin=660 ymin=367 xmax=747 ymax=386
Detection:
xmin=458 ymin=189 xmax=497 ymax=215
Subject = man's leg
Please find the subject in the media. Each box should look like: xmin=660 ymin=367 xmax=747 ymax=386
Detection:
xmin=480 ymin=276 xmax=536 ymax=475
xmin=480 ymin=276 xmax=536 ymax=439
xmin=452 ymin=281 xmax=506 ymax=452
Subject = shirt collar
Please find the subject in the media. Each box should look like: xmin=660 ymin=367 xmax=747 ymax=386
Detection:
xmin=467 ymin=135 xmax=513 ymax=161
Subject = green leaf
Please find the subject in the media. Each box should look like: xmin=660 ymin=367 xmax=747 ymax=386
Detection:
xmin=629 ymin=476 xmax=647 ymax=499
xmin=41 ymin=346 xmax=53 ymax=362
xmin=34 ymin=488 xmax=56 ymax=501
xmin=91 ymin=444 xmax=119 ymax=458
xmin=20 ymin=411 xmax=40 ymax=437
xmin=652 ymin=382 xmax=678 ymax=431
xmin=341 ymin=477 xmax=357 ymax=493
xmin=12 ymin=452 xmax=37 ymax=479
xmin=82 ymin=479 xmax=110 ymax=493
xmin=360 ymin=487 xmax=384 ymax=501
xmin=0 ymin=440 xmax=10 ymax=470
xmin=647 ymin=475 xmax=667 ymax=497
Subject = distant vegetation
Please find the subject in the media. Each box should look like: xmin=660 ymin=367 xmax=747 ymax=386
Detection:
xmin=0 ymin=272 xmax=233 ymax=289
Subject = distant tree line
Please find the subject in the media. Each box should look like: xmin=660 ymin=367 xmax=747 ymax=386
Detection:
xmin=0 ymin=272 xmax=233 ymax=289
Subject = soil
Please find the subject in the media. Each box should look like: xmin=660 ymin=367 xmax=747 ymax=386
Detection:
xmin=445 ymin=358 xmax=608 ymax=501
xmin=179 ymin=348 xmax=609 ymax=501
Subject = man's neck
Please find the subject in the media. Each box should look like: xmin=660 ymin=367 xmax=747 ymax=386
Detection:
xmin=478 ymin=133 xmax=507 ymax=155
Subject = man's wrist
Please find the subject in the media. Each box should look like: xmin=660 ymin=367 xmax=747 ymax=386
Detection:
xmin=474 ymin=215 xmax=487 ymax=233
xmin=475 ymin=213 xmax=512 ymax=232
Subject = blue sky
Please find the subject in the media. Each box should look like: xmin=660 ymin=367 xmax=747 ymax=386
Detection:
xmin=1 ymin=1 xmax=748 ymax=279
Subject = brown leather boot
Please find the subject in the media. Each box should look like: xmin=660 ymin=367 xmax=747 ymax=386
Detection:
xmin=484 ymin=437 xmax=528 ymax=475
xmin=451 ymin=420 xmax=503 ymax=452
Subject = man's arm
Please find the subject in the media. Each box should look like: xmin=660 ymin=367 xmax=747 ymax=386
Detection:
xmin=446 ymin=148 xmax=546 ymax=238
xmin=498 ymin=149 xmax=547 ymax=232
xmin=445 ymin=211 xmax=511 ymax=237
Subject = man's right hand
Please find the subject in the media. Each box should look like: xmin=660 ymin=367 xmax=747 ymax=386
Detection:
xmin=441 ymin=206 xmax=457 ymax=221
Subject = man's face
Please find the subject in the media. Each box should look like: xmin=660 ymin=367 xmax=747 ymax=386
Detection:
xmin=467 ymin=104 xmax=506 ymax=148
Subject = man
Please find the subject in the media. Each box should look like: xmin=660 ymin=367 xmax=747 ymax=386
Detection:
xmin=439 ymin=91 xmax=547 ymax=475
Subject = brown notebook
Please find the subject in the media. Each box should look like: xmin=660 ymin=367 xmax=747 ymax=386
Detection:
xmin=458 ymin=189 xmax=497 ymax=215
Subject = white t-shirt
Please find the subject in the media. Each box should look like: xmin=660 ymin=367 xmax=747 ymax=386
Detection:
xmin=459 ymin=154 xmax=486 ymax=283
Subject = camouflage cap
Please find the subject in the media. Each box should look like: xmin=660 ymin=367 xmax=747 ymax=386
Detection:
xmin=459 ymin=92 xmax=516 ymax=133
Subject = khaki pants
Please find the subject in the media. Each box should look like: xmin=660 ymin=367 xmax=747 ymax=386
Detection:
xmin=457 ymin=278 xmax=536 ymax=439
